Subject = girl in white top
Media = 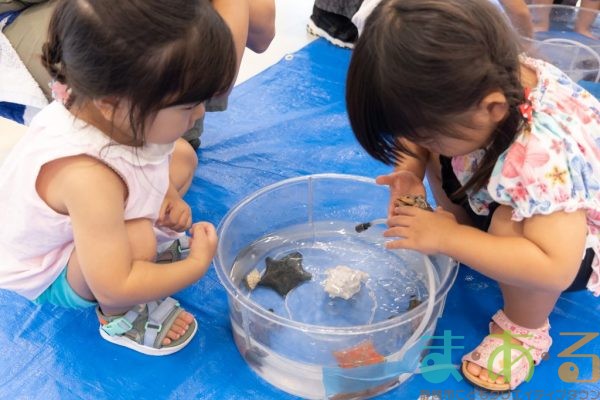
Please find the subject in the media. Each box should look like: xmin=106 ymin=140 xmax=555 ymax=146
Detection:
xmin=0 ymin=0 xmax=237 ymax=356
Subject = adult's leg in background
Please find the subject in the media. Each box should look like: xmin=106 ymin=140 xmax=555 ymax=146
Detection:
xmin=4 ymin=0 xmax=57 ymax=100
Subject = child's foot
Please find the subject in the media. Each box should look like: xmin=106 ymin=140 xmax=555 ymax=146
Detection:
xmin=463 ymin=322 xmax=511 ymax=386
xmin=159 ymin=309 xmax=194 ymax=345
xmin=461 ymin=310 xmax=552 ymax=391
xmin=97 ymin=297 xmax=198 ymax=355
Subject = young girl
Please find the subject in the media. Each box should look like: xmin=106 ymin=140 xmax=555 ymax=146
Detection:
xmin=0 ymin=0 xmax=236 ymax=356
xmin=346 ymin=0 xmax=600 ymax=391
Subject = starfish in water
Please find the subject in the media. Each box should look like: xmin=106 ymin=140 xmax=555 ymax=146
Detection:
xmin=257 ymin=251 xmax=312 ymax=296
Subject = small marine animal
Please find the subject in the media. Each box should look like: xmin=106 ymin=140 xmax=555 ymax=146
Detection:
xmin=257 ymin=251 xmax=312 ymax=296
xmin=245 ymin=268 xmax=262 ymax=290
xmin=394 ymin=194 xmax=433 ymax=211
xmin=322 ymin=265 xmax=369 ymax=300
xmin=333 ymin=340 xmax=385 ymax=369
xmin=408 ymin=295 xmax=422 ymax=311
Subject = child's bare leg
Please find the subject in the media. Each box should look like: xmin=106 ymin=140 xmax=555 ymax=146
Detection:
xmin=65 ymin=218 xmax=193 ymax=345
xmin=425 ymin=153 xmax=474 ymax=226
xmin=170 ymin=138 xmax=198 ymax=196
xmin=464 ymin=205 xmax=562 ymax=384
xmin=575 ymin=0 xmax=600 ymax=38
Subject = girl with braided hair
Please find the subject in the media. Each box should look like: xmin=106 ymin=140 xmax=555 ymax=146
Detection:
xmin=346 ymin=0 xmax=600 ymax=390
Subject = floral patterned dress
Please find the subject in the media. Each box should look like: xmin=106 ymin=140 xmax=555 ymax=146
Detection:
xmin=451 ymin=57 xmax=600 ymax=296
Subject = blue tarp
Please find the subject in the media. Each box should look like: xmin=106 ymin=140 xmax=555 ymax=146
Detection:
xmin=1 ymin=39 xmax=599 ymax=399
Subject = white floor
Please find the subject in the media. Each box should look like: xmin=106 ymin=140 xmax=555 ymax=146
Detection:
xmin=236 ymin=0 xmax=315 ymax=85
xmin=0 ymin=0 xmax=317 ymax=161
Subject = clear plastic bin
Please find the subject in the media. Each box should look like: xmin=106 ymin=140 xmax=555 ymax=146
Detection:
xmin=214 ymin=174 xmax=458 ymax=399
xmin=523 ymin=5 xmax=600 ymax=82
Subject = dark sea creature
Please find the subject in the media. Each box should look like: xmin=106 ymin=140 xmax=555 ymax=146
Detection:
xmin=243 ymin=346 xmax=269 ymax=370
xmin=408 ymin=295 xmax=422 ymax=311
xmin=394 ymin=194 xmax=433 ymax=211
xmin=257 ymin=251 xmax=312 ymax=296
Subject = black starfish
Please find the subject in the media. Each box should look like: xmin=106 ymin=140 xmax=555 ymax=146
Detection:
xmin=243 ymin=346 xmax=269 ymax=371
xmin=257 ymin=251 xmax=312 ymax=296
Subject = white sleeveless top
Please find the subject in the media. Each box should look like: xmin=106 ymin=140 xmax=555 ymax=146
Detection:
xmin=0 ymin=102 xmax=173 ymax=299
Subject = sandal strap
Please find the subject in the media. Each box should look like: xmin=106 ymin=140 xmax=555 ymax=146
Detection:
xmin=463 ymin=309 xmax=553 ymax=390
xmin=98 ymin=297 xmax=182 ymax=348
xmin=463 ymin=335 xmax=533 ymax=389
xmin=491 ymin=310 xmax=552 ymax=364
xmin=143 ymin=298 xmax=180 ymax=347
xmin=156 ymin=237 xmax=190 ymax=263
xmin=100 ymin=309 xmax=140 ymax=336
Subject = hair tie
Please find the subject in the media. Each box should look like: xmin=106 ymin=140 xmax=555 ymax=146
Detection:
xmin=49 ymin=80 xmax=72 ymax=106
xmin=518 ymin=87 xmax=533 ymax=124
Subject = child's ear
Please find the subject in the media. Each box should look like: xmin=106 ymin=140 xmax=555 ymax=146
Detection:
xmin=479 ymin=90 xmax=509 ymax=124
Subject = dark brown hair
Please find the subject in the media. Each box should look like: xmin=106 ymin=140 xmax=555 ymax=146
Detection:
xmin=42 ymin=0 xmax=237 ymax=144
xmin=346 ymin=0 xmax=525 ymax=197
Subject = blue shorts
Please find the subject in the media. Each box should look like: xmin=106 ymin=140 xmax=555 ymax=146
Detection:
xmin=34 ymin=268 xmax=97 ymax=309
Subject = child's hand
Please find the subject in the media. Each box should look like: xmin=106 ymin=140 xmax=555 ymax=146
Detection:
xmin=384 ymin=205 xmax=458 ymax=255
xmin=376 ymin=171 xmax=426 ymax=217
xmin=187 ymin=222 xmax=218 ymax=270
xmin=158 ymin=194 xmax=192 ymax=232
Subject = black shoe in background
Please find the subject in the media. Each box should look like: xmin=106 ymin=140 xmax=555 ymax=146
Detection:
xmin=307 ymin=5 xmax=358 ymax=49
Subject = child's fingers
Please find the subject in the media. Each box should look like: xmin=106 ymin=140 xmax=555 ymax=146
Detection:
xmin=190 ymin=221 xmax=216 ymax=239
xmin=392 ymin=205 xmax=420 ymax=216
xmin=158 ymin=201 xmax=170 ymax=224
xmin=202 ymin=222 xmax=218 ymax=242
xmin=375 ymin=174 xmax=394 ymax=186
xmin=385 ymin=238 xmax=413 ymax=250
xmin=175 ymin=210 xmax=190 ymax=231
xmin=387 ymin=215 xmax=414 ymax=228
xmin=383 ymin=225 xmax=411 ymax=239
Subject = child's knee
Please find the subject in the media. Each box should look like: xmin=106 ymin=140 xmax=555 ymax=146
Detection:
xmin=175 ymin=138 xmax=199 ymax=171
xmin=171 ymin=139 xmax=198 ymax=194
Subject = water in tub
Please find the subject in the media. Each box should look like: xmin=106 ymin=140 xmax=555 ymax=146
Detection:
xmin=228 ymin=220 xmax=440 ymax=398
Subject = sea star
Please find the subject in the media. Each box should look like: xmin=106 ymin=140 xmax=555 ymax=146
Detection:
xmin=257 ymin=251 xmax=312 ymax=296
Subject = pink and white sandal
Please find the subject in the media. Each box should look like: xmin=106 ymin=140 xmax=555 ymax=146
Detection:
xmin=461 ymin=310 xmax=552 ymax=391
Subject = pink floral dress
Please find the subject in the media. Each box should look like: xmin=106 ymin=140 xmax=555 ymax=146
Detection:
xmin=451 ymin=57 xmax=600 ymax=296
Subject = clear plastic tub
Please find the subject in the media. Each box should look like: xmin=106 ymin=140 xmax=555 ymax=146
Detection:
xmin=214 ymin=174 xmax=458 ymax=399
xmin=523 ymin=5 xmax=600 ymax=82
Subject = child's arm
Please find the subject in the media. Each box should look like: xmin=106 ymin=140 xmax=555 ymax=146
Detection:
xmin=51 ymin=156 xmax=215 ymax=308
xmin=387 ymin=205 xmax=588 ymax=292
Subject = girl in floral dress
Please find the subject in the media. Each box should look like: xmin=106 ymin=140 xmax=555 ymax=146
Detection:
xmin=345 ymin=0 xmax=600 ymax=391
